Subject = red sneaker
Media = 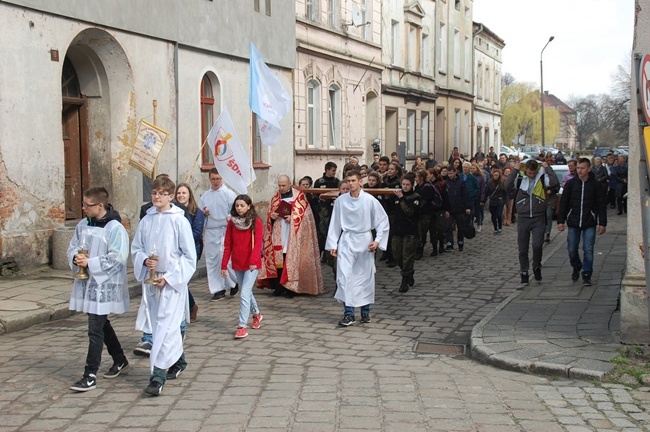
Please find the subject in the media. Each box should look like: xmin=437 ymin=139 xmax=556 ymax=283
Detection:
xmin=251 ymin=314 xmax=263 ymax=329
xmin=234 ymin=327 xmax=248 ymax=339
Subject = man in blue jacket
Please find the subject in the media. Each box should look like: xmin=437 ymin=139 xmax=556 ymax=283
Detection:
xmin=557 ymin=158 xmax=607 ymax=287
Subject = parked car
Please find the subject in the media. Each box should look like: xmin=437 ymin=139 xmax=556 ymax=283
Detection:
xmin=593 ymin=147 xmax=613 ymax=158
xmin=501 ymin=145 xmax=527 ymax=160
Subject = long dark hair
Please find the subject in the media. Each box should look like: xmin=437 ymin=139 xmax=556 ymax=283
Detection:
xmin=175 ymin=183 xmax=199 ymax=216
xmin=230 ymin=194 xmax=258 ymax=232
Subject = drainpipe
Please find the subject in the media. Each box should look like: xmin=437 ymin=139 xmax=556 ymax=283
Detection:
xmin=174 ymin=41 xmax=179 ymax=182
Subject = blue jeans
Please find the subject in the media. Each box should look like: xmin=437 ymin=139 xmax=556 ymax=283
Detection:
xmin=234 ymin=269 xmax=260 ymax=328
xmin=567 ymin=226 xmax=596 ymax=277
xmin=474 ymin=201 xmax=485 ymax=226
xmin=344 ymin=303 xmax=370 ymax=316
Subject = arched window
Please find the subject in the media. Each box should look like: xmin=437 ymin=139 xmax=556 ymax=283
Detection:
xmin=328 ymin=84 xmax=341 ymax=149
xmin=306 ymin=79 xmax=321 ymax=148
xmin=201 ymin=75 xmax=215 ymax=166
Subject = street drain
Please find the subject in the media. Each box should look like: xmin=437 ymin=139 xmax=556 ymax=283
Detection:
xmin=414 ymin=341 xmax=466 ymax=355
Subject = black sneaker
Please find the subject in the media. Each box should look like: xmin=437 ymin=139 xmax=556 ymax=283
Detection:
xmin=520 ymin=273 xmax=529 ymax=286
xmin=457 ymin=242 xmax=464 ymax=252
xmin=103 ymin=360 xmax=129 ymax=379
xmin=571 ymin=268 xmax=581 ymax=282
xmin=445 ymin=243 xmax=454 ymax=251
xmin=211 ymin=291 xmax=225 ymax=301
xmin=230 ymin=285 xmax=239 ymax=297
xmin=407 ymin=275 xmax=414 ymax=287
xmin=533 ymin=267 xmax=542 ymax=281
xmin=166 ymin=363 xmax=186 ymax=380
xmin=145 ymin=380 xmax=163 ymax=396
xmin=133 ymin=341 xmax=152 ymax=357
xmin=582 ymin=277 xmax=592 ymax=287
xmin=338 ymin=314 xmax=356 ymax=327
xmin=70 ymin=374 xmax=97 ymax=392
xmin=360 ymin=313 xmax=371 ymax=324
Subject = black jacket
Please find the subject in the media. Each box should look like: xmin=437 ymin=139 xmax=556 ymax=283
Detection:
xmin=89 ymin=204 xmax=122 ymax=227
xmin=557 ymin=172 xmax=607 ymax=229
xmin=415 ymin=182 xmax=435 ymax=214
xmin=485 ymin=180 xmax=508 ymax=206
xmin=445 ymin=176 xmax=471 ymax=214
xmin=392 ymin=190 xmax=421 ymax=236
xmin=382 ymin=175 xmax=401 ymax=215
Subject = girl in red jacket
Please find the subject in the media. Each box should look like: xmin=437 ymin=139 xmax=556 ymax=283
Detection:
xmin=221 ymin=195 xmax=264 ymax=339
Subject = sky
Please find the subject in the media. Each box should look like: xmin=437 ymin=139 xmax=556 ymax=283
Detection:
xmin=473 ymin=0 xmax=635 ymax=102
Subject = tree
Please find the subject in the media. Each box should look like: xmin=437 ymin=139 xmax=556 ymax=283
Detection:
xmin=501 ymin=80 xmax=559 ymax=146
xmin=567 ymin=95 xmax=601 ymax=149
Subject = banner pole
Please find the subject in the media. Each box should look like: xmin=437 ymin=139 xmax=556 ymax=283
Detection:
xmin=185 ymin=135 xmax=210 ymax=184
xmin=152 ymin=100 xmax=158 ymax=179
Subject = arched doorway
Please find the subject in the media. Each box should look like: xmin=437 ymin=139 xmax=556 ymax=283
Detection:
xmin=62 ymin=57 xmax=89 ymax=219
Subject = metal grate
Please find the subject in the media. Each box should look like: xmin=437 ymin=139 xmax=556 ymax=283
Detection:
xmin=414 ymin=341 xmax=466 ymax=355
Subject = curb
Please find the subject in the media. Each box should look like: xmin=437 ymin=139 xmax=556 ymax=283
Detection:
xmin=469 ymin=228 xmax=612 ymax=381
xmin=0 ymin=266 xmax=207 ymax=335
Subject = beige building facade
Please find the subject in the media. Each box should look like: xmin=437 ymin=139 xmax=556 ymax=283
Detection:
xmin=293 ymin=0 xmax=382 ymax=181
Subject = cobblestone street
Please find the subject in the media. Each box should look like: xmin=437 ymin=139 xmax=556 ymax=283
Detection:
xmin=1 ymin=217 xmax=648 ymax=431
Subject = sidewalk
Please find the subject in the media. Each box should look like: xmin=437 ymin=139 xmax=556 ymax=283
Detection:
xmin=0 ymin=259 xmax=206 ymax=334
xmin=471 ymin=215 xmax=626 ymax=380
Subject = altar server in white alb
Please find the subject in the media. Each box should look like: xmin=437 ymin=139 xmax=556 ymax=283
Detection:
xmin=198 ymin=168 xmax=238 ymax=301
xmin=68 ymin=187 xmax=130 ymax=393
xmin=326 ymin=171 xmax=389 ymax=327
xmin=132 ymin=176 xmax=197 ymax=396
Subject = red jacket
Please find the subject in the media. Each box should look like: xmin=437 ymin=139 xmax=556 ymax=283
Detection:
xmin=222 ymin=218 xmax=263 ymax=271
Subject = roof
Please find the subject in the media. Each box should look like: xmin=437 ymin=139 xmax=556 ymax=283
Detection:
xmin=542 ymin=92 xmax=576 ymax=115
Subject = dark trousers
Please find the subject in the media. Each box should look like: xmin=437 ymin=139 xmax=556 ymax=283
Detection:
xmin=429 ymin=210 xmax=446 ymax=244
xmin=385 ymin=214 xmax=396 ymax=260
xmin=392 ymin=235 xmax=418 ymax=277
xmin=445 ymin=213 xmax=466 ymax=244
xmin=418 ymin=213 xmax=432 ymax=248
xmin=489 ymin=204 xmax=504 ymax=231
xmin=516 ymin=217 xmax=546 ymax=274
xmin=85 ymin=313 xmax=126 ymax=377
xmin=152 ymin=352 xmax=187 ymax=385
xmin=607 ymin=187 xmax=616 ymax=207
xmin=617 ymin=184 xmax=628 ymax=213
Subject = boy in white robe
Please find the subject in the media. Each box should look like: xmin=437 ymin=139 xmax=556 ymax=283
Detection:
xmin=132 ymin=177 xmax=197 ymax=396
xmin=68 ymin=187 xmax=130 ymax=392
xmin=198 ymin=168 xmax=238 ymax=300
xmin=326 ymin=171 xmax=389 ymax=327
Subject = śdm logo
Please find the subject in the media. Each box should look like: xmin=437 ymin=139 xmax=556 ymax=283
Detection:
xmin=214 ymin=128 xmax=234 ymax=162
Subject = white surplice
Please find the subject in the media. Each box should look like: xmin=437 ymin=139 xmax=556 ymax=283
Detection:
xmin=132 ymin=205 xmax=197 ymax=372
xmin=198 ymin=185 xmax=237 ymax=293
xmin=325 ymin=190 xmax=389 ymax=307
xmin=67 ymin=220 xmax=130 ymax=315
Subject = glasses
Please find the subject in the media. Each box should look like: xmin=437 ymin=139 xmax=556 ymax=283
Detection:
xmin=82 ymin=202 xmax=99 ymax=208
xmin=151 ymin=192 xmax=170 ymax=197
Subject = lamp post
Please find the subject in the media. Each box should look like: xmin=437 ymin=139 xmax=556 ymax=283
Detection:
xmin=540 ymin=36 xmax=554 ymax=147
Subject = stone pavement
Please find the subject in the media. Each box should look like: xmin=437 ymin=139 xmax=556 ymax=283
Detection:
xmin=0 ymin=209 xmax=649 ymax=431
xmin=471 ymin=216 xmax=627 ymax=380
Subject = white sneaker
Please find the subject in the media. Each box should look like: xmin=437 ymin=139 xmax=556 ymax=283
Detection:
xmin=476 ymin=225 xmax=482 ymax=233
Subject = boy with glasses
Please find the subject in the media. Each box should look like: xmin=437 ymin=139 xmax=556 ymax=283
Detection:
xmin=68 ymin=187 xmax=130 ymax=392
xmin=132 ymin=176 xmax=196 ymax=395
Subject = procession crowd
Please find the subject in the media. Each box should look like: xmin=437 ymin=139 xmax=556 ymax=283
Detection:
xmin=63 ymin=145 xmax=627 ymax=397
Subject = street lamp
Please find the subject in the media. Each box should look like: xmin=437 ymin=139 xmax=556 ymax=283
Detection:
xmin=540 ymin=36 xmax=554 ymax=147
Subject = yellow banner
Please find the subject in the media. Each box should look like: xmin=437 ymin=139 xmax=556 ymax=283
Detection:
xmin=129 ymin=120 xmax=169 ymax=178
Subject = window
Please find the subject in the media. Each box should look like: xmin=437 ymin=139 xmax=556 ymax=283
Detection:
xmin=391 ymin=20 xmax=400 ymax=65
xmin=328 ymin=85 xmax=341 ymax=148
xmin=439 ymin=23 xmax=447 ymax=73
xmin=328 ymin=0 xmax=339 ymax=28
xmin=252 ymin=114 xmax=263 ymax=163
xmin=420 ymin=112 xmax=429 ymax=155
xmin=477 ymin=62 xmax=483 ymax=99
xmin=455 ymin=0 xmax=460 ymax=11
xmin=254 ymin=0 xmax=260 ymax=12
xmin=464 ymin=110 xmax=470 ymax=152
xmin=307 ymin=79 xmax=321 ymax=148
xmin=307 ymin=0 xmax=319 ymax=21
xmin=362 ymin=0 xmax=372 ymax=40
xmin=453 ymin=29 xmax=460 ymax=78
xmin=421 ymin=33 xmax=430 ymax=75
xmin=454 ymin=108 xmax=460 ymax=148
xmin=477 ymin=126 xmax=483 ymax=149
xmin=465 ymin=6 xmax=470 ymax=17
xmin=201 ymin=75 xmax=215 ymax=166
xmin=265 ymin=0 xmax=271 ymax=16
xmin=409 ymin=26 xmax=418 ymax=70
xmin=486 ymin=67 xmax=491 ymax=102
xmin=484 ymin=127 xmax=490 ymax=149
xmin=494 ymin=71 xmax=500 ymax=104
xmin=464 ymin=36 xmax=470 ymax=81
xmin=407 ymin=110 xmax=416 ymax=156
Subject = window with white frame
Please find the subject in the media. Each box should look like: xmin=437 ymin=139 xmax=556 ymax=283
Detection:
xmin=307 ymin=0 xmax=319 ymax=21
xmin=439 ymin=23 xmax=447 ymax=73
xmin=407 ymin=110 xmax=416 ymax=156
xmin=455 ymin=0 xmax=460 ymax=10
xmin=328 ymin=0 xmax=338 ymax=28
xmin=420 ymin=112 xmax=429 ymax=155
xmin=454 ymin=109 xmax=460 ymax=148
xmin=421 ymin=33 xmax=431 ymax=75
xmin=362 ymin=0 xmax=372 ymax=40
xmin=494 ymin=70 xmax=500 ymax=104
xmin=307 ymin=79 xmax=321 ymax=148
xmin=477 ymin=62 xmax=483 ymax=99
xmin=409 ymin=26 xmax=418 ymax=71
xmin=464 ymin=110 xmax=470 ymax=152
xmin=391 ymin=20 xmax=400 ymax=65
xmin=486 ymin=66 xmax=491 ymax=101
xmin=328 ymin=84 xmax=341 ymax=148
xmin=453 ymin=29 xmax=460 ymax=77
xmin=464 ymin=36 xmax=470 ymax=81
